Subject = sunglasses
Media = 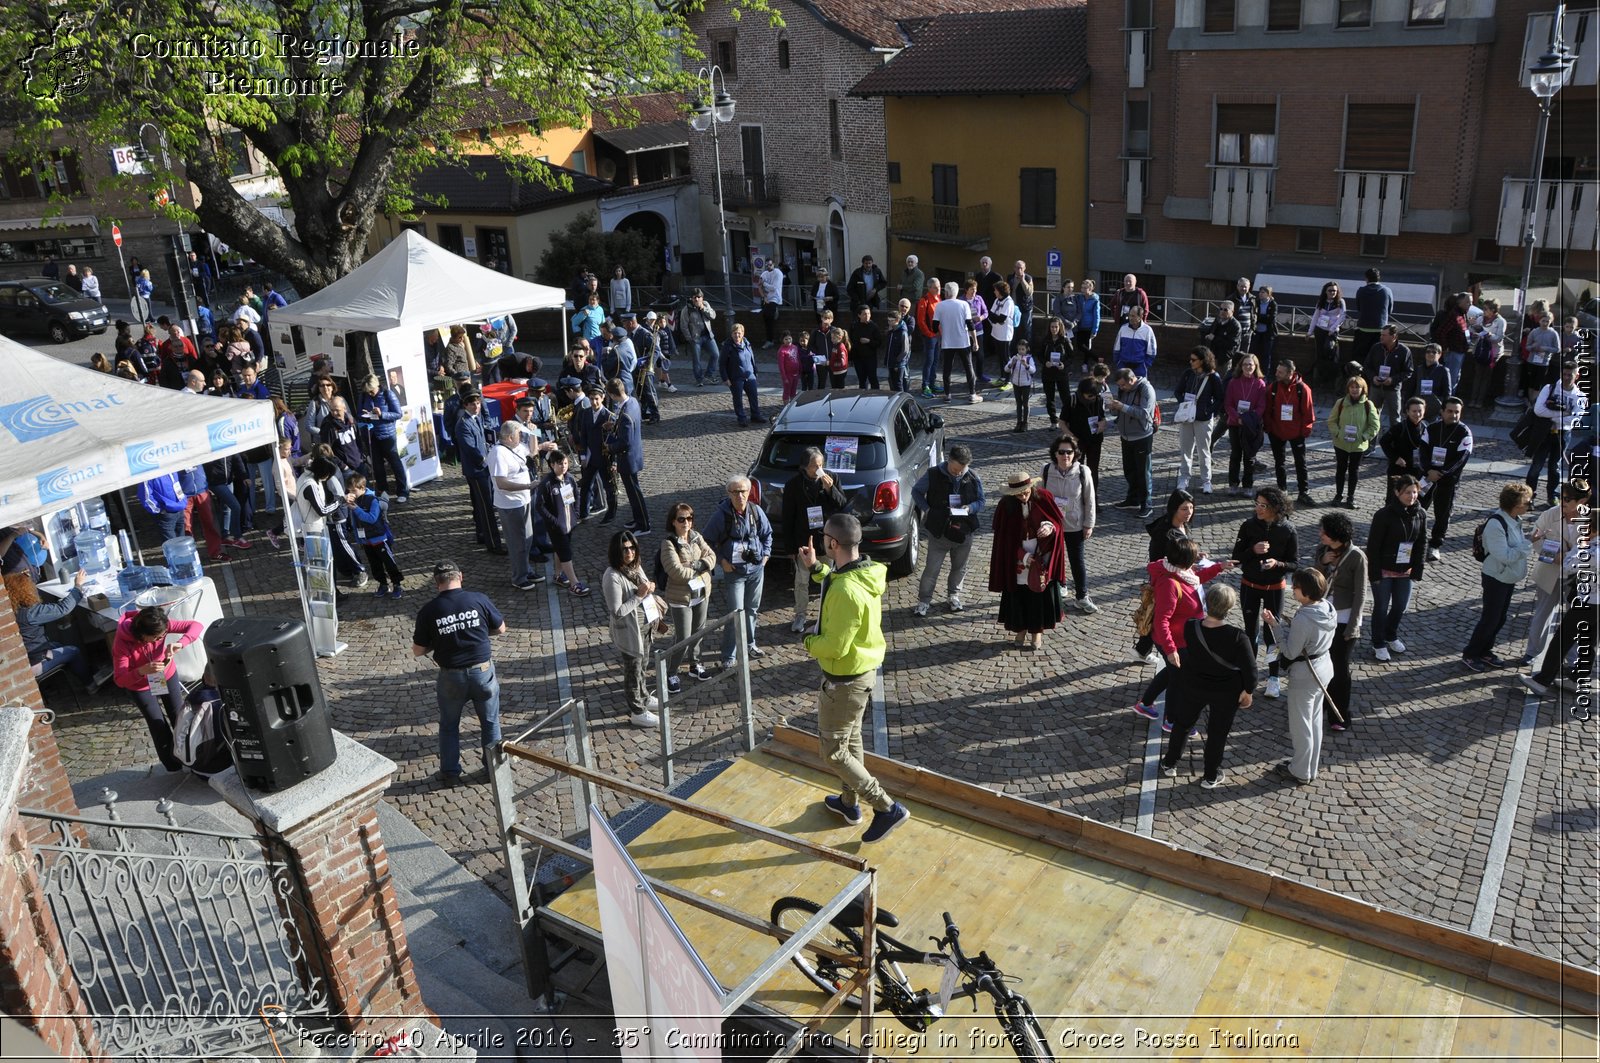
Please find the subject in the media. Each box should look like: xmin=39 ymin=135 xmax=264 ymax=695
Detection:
xmin=621 ymin=544 xmax=637 ymax=552
xmin=675 ymin=515 xmax=694 ymax=523
xmin=1055 ymin=449 xmax=1076 ymax=456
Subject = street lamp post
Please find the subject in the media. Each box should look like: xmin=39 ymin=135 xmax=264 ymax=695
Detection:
xmin=689 ymin=66 xmax=736 ymax=315
xmin=1502 ymin=5 xmax=1574 ymax=408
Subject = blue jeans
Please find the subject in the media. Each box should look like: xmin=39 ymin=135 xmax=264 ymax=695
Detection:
xmin=155 ymin=511 xmax=185 ymax=542
xmin=37 ymin=644 xmax=88 ymax=683
xmin=721 ymin=565 xmax=765 ymax=661
xmin=730 ymin=377 xmax=762 ymax=424
xmin=435 ymin=662 xmax=501 ymax=774
xmin=693 ymin=334 xmax=720 ymax=383
xmin=921 ymin=335 xmax=940 ymax=390
xmin=1442 ymin=351 xmax=1465 ymax=395
xmin=1370 ymin=576 xmax=1413 ymax=647
xmin=210 ymin=481 xmax=242 ymax=540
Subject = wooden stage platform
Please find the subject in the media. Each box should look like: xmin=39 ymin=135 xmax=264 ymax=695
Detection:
xmin=544 ymin=727 xmax=1597 ymax=1060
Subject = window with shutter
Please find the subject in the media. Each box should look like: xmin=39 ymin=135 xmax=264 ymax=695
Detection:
xmin=1342 ymin=103 xmax=1415 ymax=171
xmin=932 ymin=165 xmax=958 ymax=206
xmin=1020 ymin=169 xmax=1056 ymax=226
xmin=1216 ymin=104 xmax=1276 ymax=166
xmin=1337 ymin=0 xmax=1372 ymax=27
xmin=1203 ymin=0 xmax=1236 ymax=33
xmin=1267 ymin=0 xmax=1301 ymax=31
xmin=1124 ymin=99 xmax=1150 ymax=157
xmin=1407 ymin=0 xmax=1445 ymax=26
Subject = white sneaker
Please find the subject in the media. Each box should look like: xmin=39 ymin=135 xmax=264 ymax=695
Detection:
xmin=948 ymin=596 xmax=964 ymax=612
xmin=1139 ymin=649 xmax=1161 ymax=666
xmin=1265 ymin=676 xmax=1281 ymax=699
xmin=913 ymin=602 xmax=930 ymax=617
xmin=1374 ymin=646 xmax=1392 ymax=662
xmin=1175 ymin=477 xmax=1189 ymax=492
xmin=1078 ymin=597 xmax=1100 ymax=614
xmin=1200 ymin=481 xmax=1214 ymax=494
xmin=666 ymin=384 xmax=679 ymax=393
xmin=629 ymin=709 xmax=660 ymax=728
xmin=1388 ymin=640 xmax=1406 ymax=655
xmin=1426 ymin=548 xmax=1441 ymax=562
xmin=1265 ymin=645 xmax=1279 ymax=664
xmin=643 ymin=695 xmax=660 ymax=712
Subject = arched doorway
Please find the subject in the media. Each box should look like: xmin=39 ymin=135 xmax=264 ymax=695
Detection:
xmin=614 ymin=210 xmax=670 ymax=283
xmin=827 ymin=206 xmax=847 ymax=278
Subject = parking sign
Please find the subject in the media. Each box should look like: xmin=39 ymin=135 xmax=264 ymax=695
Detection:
xmin=1045 ymin=248 xmax=1062 ymax=294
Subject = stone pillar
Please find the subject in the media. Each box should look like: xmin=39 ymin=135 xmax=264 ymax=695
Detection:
xmin=211 ymin=731 xmax=436 ymax=1037
xmin=0 ymin=708 xmax=103 ymax=1061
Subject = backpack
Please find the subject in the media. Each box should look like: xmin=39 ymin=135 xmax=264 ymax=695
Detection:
xmin=1471 ymin=512 xmax=1509 ymax=563
xmin=1010 ymin=304 xmax=1022 ymax=328
xmin=652 ymin=539 xmax=671 ymax=589
xmin=173 ymin=687 xmax=235 ymax=778
xmin=1133 ymin=583 xmax=1157 ymax=636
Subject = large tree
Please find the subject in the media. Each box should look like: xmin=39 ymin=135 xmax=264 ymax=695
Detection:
xmin=0 ymin=0 xmax=763 ymax=293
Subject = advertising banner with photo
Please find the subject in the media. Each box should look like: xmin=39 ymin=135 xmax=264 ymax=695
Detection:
xmin=373 ymin=325 xmax=441 ymax=487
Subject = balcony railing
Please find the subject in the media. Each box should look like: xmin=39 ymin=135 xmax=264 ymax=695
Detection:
xmin=1337 ymin=169 xmax=1409 ymax=236
xmin=1209 ymin=165 xmax=1272 ymax=228
xmin=717 ymin=171 xmax=779 ymax=209
xmin=889 ymin=198 xmax=992 ymax=248
xmin=1123 ymin=27 xmax=1153 ymax=88
xmin=1496 ymin=177 xmax=1599 ymax=251
xmin=1123 ymin=158 xmax=1148 ymax=215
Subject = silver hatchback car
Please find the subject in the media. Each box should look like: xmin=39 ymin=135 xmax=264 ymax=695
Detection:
xmin=747 ymin=390 xmax=946 ymax=577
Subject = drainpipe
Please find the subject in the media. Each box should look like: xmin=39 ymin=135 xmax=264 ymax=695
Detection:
xmin=1064 ymin=87 xmax=1090 ymax=282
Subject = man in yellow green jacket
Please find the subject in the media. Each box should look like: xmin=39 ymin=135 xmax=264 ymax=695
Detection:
xmin=797 ymin=514 xmax=908 ymax=843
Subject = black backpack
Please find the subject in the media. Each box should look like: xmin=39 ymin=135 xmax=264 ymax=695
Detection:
xmin=1471 ymin=512 xmax=1509 ymax=563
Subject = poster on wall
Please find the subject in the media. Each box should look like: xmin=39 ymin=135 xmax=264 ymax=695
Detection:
xmin=374 ymin=325 xmax=441 ymax=487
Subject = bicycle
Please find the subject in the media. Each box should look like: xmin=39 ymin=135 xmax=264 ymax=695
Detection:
xmin=770 ymin=895 xmax=1054 ymax=1061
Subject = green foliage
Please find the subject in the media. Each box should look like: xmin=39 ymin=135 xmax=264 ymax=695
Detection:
xmin=535 ymin=211 xmax=663 ymax=290
xmin=0 ymin=0 xmax=778 ymax=291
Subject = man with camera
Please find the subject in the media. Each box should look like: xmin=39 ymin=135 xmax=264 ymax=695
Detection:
xmin=782 ymin=447 xmax=848 ymax=633
xmin=910 ymin=445 xmax=986 ymax=617
xmin=702 ymin=476 xmax=773 ymax=669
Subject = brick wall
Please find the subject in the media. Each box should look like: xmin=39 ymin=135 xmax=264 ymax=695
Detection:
xmin=1085 ymin=0 xmax=1595 ymax=288
xmin=0 ymin=600 xmax=83 ymax=846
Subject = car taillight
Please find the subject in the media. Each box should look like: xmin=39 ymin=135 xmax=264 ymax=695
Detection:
xmin=749 ymin=479 xmax=762 ymax=505
xmin=873 ymin=480 xmax=899 ymax=513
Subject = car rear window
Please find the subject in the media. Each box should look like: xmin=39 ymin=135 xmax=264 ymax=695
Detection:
xmin=759 ymin=433 xmax=888 ymax=474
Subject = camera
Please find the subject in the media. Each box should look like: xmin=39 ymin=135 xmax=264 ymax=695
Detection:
xmin=741 ymin=547 xmax=759 ymax=565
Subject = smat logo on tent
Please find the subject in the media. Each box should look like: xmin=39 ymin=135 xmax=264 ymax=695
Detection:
xmin=207 ymin=414 xmax=265 ymax=452
xmin=37 ymin=462 xmax=105 ymax=506
xmin=125 ymin=438 xmax=189 ymax=476
xmin=0 ymin=393 xmax=126 ymax=444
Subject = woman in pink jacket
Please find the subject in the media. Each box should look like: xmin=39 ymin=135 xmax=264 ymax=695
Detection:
xmin=1133 ymin=539 xmax=1235 ymax=728
xmin=112 ymin=606 xmax=204 ymax=771
xmin=1223 ymin=353 xmax=1268 ymax=495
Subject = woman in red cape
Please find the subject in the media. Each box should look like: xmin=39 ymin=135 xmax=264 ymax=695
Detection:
xmin=988 ymin=469 xmax=1069 ymax=649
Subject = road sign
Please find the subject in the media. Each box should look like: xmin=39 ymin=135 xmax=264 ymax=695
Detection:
xmin=1045 ymin=247 xmax=1062 ymax=294
xmin=111 ymin=225 xmax=121 ymax=247
xmin=153 ymin=188 xmax=169 ymax=207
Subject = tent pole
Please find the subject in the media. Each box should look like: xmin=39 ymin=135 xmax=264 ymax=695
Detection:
xmin=115 ymin=487 xmax=143 ymax=563
xmin=276 ymin=448 xmax=315 ymax=635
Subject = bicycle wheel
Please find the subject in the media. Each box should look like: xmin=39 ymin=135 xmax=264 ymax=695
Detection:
xmin=996 ymin=996 xmax=1053 ymax=1061
xmin=771 ymin=897 xmax=865 ymax=1007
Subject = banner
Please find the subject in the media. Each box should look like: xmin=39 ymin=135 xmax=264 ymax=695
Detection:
xmin=373 ymin=326 xmax=441 ymax=487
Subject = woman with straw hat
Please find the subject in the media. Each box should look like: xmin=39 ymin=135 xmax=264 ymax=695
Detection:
xmin=987 ymin=470 xmax=1068 ymax=650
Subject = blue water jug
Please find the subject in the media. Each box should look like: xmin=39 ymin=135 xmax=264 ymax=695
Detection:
xmin=163 ymin=537 xmax=204 ymax=585
xmin=118 ymin=566 xmax=152 ymax=599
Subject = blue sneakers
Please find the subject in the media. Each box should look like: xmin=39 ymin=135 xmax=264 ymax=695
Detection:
xmin=862 ymin=802 xmax=910 ymax=843
xmin=824 ymin=795 xmax=862 ymax=825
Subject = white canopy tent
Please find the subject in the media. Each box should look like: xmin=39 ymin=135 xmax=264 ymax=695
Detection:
xmin=0 ymin=337 xmax=276 ymax=527
xmin=269 ymin=228 xmax=567 ymax=333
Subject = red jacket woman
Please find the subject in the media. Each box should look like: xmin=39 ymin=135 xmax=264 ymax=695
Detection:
xmin=988 ymin=470 xmax=1069 ymax=648
xmin=1265 ymin=366 xmax=1315 ymax=441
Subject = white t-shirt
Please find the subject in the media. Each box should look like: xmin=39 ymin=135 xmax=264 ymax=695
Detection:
xmin=933 ymin=297 xmax=974 ymax=350
xmin=488 ymin=443 xmax=532 ymax=509
xmin=760 ymin=267 xmax=784 ymax=304
xmin=232 ymin=304 xmax=261 ymax=330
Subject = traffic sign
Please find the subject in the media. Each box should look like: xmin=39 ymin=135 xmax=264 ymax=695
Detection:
xmin=153 ymin=188 xmax=169 ymax=207
xmin=111 ymin=225 xmax=122 ymax=247
xmin=1045 ymin=248 xmax=1062 ymax=294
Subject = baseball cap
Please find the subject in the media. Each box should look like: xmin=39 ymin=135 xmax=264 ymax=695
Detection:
xmin=432 ymin=560 xmax=462 ymax=581
xmin=643 ymin=311 xmax=658 ymax=321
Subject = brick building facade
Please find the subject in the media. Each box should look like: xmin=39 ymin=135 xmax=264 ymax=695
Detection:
xmin=1085 ymin=0 xmax=1598 ymax=312
xmin=684 ymin=0 xmax=1058 ymax=295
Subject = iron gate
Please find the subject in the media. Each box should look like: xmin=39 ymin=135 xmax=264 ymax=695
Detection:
xmin=20 ymin=789 xmax=333 ymax=1061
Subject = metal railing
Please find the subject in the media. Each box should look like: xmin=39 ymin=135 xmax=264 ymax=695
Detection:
xmin=889 ymin=198 xmax=992 ymax=247
xmin=719 ymin=171 xmax=781 ymax=209
xmin=20 ymin=789 xmax=333 ymax=1061
xmin=1146 ymin=295 xmax=1437 ymax=345
xmin=652 ymin=608 xmax=758 ymax=788
xmin=490 ymin=715 xmax=882 ymax=1060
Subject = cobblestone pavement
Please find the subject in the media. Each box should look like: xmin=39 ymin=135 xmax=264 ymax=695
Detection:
xmin=47 ymin=358 xmax=1597 ymax=975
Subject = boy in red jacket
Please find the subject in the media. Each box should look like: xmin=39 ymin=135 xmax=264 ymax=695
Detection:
xmin=1265 ymin=359 xmax=1316 ymax=506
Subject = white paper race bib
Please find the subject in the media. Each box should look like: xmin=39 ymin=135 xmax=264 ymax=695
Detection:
xmin=1431 ymin=446 xmax=1448 ymax=465
xmin=1049 ymin=348 xmax=1061 ymax=362
xmin=1237 ymin=400 xmax=1251 ymax=413
xmin=1531 ymin=351 xmax=1550 ymax=366
xmin=688 ymin=576 xmax=706 ymax=592
xmin=1344 ymin=424 xmax=1358 ymax=442
xmin=949 ymin=493 xmax=965 ymax=513
xmin=642 ymin=595 xmax=661 ymax=624
xmin=559 ymin=484 xmax=575 ymax=505
xmin=1378 ymin=365 xmax=1391 ymax=381
xmin=812 ymin=354 xmax=828 ymax=367
xmin=1539 ymin=540 xmax=1561 ymax=563
xmin=807 ymin=505 xmax=824 ymax=529
xmin=1395 ymin=542 xmax=1413 ymax=565
xmin=1088 ymin=416 xmax=1101 ymax=433
xmin=1280 ymin=403 xmax=1294 ymax=421
xmin=1336 ymin=608 xmax=1351 ymax=624
xmin=1420 ymin=379 xmax=1434 ymax=395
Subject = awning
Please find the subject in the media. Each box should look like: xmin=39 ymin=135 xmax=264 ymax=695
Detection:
xmin=593 ymin=122 xmax=689 ymax=155
xmin=0 ymin=215 xmax=100 ymax=234
xmin=767 ymin=220 xmax=819 ymax=237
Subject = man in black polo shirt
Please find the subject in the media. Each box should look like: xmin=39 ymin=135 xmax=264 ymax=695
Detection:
xmin=411 ymin=560 xmax=507 ymax=785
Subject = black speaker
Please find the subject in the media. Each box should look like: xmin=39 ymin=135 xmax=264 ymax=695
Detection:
xmin=204 ymin=616 xmax=337 ymax=792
